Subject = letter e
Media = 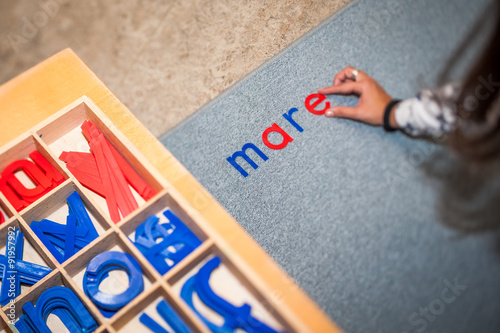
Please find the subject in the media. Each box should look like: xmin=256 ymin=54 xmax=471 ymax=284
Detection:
xmin=305 ymin=93 xmax=330 ymax=115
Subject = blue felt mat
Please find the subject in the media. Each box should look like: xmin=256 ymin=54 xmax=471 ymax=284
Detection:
xmin=160 ymin=0 xmax=500 ymax=332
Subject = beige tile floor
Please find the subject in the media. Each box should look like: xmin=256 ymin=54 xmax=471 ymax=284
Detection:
xmin=0 ymin=0 xmax=351 ymax=136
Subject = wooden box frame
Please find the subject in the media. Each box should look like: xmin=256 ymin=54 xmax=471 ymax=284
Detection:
xmin=0 ymin=49 xmax=340 ymax=333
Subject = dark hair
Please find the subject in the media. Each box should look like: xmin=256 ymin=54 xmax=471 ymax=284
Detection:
xmin=448 ymin=1 xmax=500 ymax=161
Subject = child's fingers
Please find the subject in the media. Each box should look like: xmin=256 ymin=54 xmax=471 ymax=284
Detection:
xmin=318 ymin=81 xmax=363 ymax=96
xmin=325 ymin=106 xmax=359 ymax=119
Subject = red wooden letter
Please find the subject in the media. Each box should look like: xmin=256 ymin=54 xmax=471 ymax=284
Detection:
xmin=262 ymin=123 xmax=293 ymax=150
xmin=305 ymin=93 xmax=330 ymax=115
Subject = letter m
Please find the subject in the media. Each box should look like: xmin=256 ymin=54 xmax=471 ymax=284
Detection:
xmin=226 ymin=143 xmax=268 ymax=177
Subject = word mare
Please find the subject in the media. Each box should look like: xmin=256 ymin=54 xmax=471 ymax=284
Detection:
xmin=227 ymin=93 xmax=330 ymax=177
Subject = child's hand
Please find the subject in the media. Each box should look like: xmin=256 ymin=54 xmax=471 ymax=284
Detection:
xmin=318 ymin=66 xmax=398 ymax=128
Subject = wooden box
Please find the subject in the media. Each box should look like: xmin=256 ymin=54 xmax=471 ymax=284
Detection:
xmin=0 ymin=50 xmax=339 ymax=333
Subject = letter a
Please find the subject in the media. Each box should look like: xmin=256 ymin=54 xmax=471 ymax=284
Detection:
xmin=262 ymin=123 xmax=293 ymax=150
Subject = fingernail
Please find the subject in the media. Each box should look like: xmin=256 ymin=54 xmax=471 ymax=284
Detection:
xmin=325 ymin=110 xmax=334 ymax=117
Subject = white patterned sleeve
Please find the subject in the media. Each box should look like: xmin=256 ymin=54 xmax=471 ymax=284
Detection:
xmin=394 ymin=83 xmax=461 ymax=138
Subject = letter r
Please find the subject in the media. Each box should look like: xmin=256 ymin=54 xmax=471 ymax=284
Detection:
xmin=283 ymin=108 xmax=303 ymax=132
